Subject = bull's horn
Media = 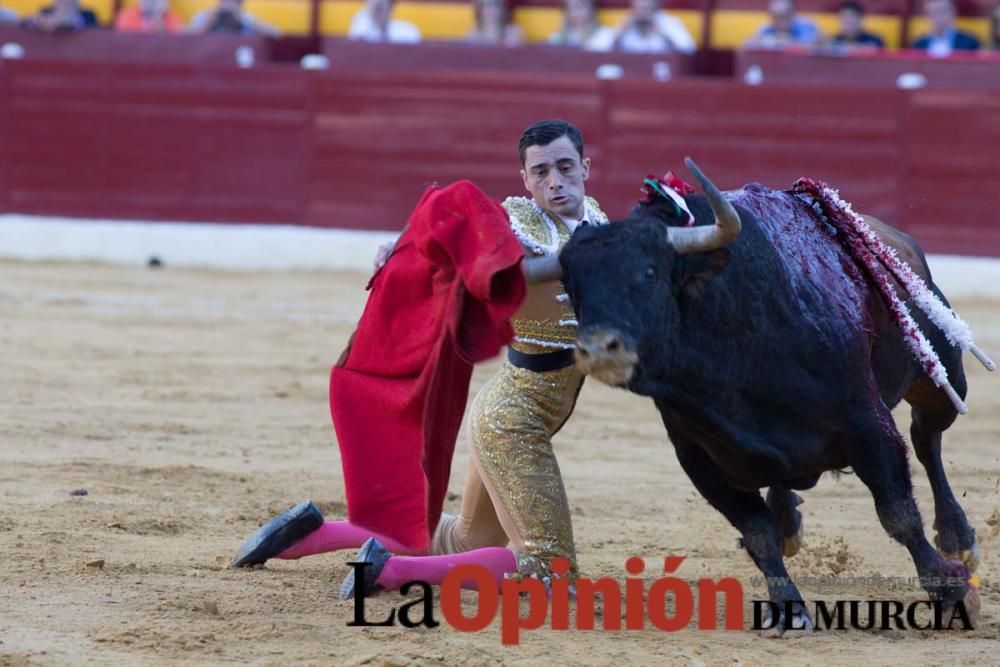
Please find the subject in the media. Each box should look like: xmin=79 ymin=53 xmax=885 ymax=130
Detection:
xmin=666 ymin=157 xmax=741 ymax=255
xmin=522 ymin=254 xmax=563 ymax=283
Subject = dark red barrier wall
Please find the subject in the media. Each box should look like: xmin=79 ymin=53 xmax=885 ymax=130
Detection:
xmin=900 ymin=91 xmax=1000 ymax=255
xmin=0 ymin=41 xmax=998 ymax=256
xmin=2 ymin=60 xmax=310 ymax=223
xmin=306 ymin=71 xmax=605 ymax=227
xmin=320 ymin=39 xmax=696 ymax=77
xmin=737 ymin=50 xmax=1000 ymax=91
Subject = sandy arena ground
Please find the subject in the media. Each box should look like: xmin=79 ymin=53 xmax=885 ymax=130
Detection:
xmin=1 ymin=259 xmax=999 ymax=666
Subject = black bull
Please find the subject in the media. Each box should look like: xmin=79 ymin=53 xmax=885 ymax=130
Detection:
xmin=559 ymin=176 xmax=981 ymax=632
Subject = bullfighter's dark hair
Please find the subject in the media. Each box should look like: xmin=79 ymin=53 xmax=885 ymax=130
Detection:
xmin=838 ymin=0 xmax=865 ymax=13
xmin=518 ymin=120 xmax=584 ymax=165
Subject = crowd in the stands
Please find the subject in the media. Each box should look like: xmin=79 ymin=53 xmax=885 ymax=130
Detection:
xmin=0 ymin=0 xmax=996 ymax=57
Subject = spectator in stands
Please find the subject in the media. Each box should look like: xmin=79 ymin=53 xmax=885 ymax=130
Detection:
xmin=830 ymin=1 xmax=883 ymax=49
xmin=116 ymin=0 xmax=183 ymax=32
xmin=348 ymin=0 xmax=421 ymax=43
xmin=549 ymin=0 xmax=615 ymax=50
xmin=188 ymin=0 xmax=280 ymax=36
xmin=22 ymin=0 xmax=98 ymax=31
xmin=992 ymin=1 xmax=1000 ymax=50
xmin=0 ymin=3 xmax=17 ymax=23
xmin=467 ymin=0 xmax=525 ymax=47
xmin=745 ymin=0 xmax=820 ymax=49
xmin=912 ymin=0 xmax=979 ymax=55
xmin=610 ymin=0 xmax=696 ymax=53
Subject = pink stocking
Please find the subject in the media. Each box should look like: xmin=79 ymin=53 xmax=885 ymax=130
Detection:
xmin=375 ymin=547 xmax=517 ymax=592
xmin=276 ymin=521 xmax=423 ymax=559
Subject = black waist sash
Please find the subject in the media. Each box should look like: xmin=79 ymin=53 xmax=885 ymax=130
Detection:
xmin=507 ymin=346 xmax=576 ymax=373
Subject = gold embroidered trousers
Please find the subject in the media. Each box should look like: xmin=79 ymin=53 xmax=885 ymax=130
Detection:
xmin=468 ymin=360 xmax=585 ymax=580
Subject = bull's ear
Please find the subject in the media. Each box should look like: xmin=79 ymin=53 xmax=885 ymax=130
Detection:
xmin=678 ymin=248 xmax=730 ymax=299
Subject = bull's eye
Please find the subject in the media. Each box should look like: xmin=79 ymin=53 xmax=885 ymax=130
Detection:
xmin=643 ymin=266 xmax=657 ymax=281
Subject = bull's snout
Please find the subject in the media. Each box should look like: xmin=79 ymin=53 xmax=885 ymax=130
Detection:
xmin=575 ymin=327 xmax=639 ymax=387
xmin=576 ymin=330 xmax=624 ymax=359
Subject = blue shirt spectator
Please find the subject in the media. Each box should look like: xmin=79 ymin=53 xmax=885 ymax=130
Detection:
xmin=746 ymin=0 xmax=821 ymax=49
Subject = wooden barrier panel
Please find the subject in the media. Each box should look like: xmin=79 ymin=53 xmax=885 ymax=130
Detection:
xmin=736 ymin=49 xmax=1000 ymax=90
xmin=1 ymin=37 xmax=999 ymax=255
xmin=597 ymin=77 xmax=903 ymax=225
xmin=899 ymin=89 xmax=1000 ymax=256
xmin=321 ymin=38 xmax=696 ymax=78
xmin=1 ymin=59 xmax=310 ymax=223
xmin=0 ymin=64 xmax=8 ymax=214
xmin=0 ymin=26 xmax=272 ymax=64
xmin=307 ymin=70 xmax=605 ymax=227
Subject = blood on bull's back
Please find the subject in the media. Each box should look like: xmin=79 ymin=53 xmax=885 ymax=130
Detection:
xmin=725 ymin=184 xmax=872 ymax=349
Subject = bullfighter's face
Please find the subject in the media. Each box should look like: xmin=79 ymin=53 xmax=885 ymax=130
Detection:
xmin=520 ymin=135 xmax=591 ymax=222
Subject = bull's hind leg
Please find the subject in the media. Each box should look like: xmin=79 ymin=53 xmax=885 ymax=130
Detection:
xmin=847 ymin=407 xmax=977 ymax=620
xmin=899 ymin=285 xmax=978 ymax=571
xmin=906 ymin=374 xmax=979 ymax=573
xmin=670 ymin=436 xmax=812 ymax=634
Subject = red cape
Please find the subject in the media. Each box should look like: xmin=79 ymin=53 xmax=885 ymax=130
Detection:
xmin=329 ymin=181 xmax=526 ymax=552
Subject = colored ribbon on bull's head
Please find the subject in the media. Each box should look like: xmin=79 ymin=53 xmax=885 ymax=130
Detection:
xmin=641 ymin=173 xmax=696 ymax=227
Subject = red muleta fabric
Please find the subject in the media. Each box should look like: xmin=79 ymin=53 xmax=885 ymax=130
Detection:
xmin=329 ymin=180 xmax=527 ymax=552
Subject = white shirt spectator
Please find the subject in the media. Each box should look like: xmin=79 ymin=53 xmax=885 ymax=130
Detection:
xmin=926 ymin=34 xmax=951 ymax=57
xmin=348 ymin=10 xmax=422 ymax=43
xmin=548 ymin=25 xmax=616 ymax=51
xmin=615 ymin=12 xmax=695 ymax=54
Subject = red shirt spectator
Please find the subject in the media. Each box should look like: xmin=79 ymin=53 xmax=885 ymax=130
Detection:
xmin=115 ymin=0 xmax=183 ymax=32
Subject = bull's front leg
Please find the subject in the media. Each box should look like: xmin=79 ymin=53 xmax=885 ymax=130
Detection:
xmin=670 ymin=435 xmax=812 ymax=635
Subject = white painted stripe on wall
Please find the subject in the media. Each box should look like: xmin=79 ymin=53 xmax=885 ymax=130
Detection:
xmin=1 ymin=214 xmax=998 ymax=298
xmin=0 ymin=215 xmax=398 ymax=272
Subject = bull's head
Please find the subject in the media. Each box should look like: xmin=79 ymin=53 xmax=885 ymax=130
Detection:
xmin=558 ymin=158 xmax=741 ymax=392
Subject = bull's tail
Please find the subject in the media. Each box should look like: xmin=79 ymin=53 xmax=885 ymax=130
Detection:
xmin=791 ymin=178 xmax=996 ymax=415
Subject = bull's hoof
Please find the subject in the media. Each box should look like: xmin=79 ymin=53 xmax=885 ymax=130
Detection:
xmin=768 ymin=489 xmax=804 ymax=559
xmin=760 ymin=602 xmax=814 ymax=637
xmin=782 ymin=532 xmax=802 ymax=558
xmin=944 ymin=582 xmax=981 ymax=629
xmin=939 ymin=543 xmax=981 ymax=574
xmin=960 ymin=545 xmax=981 ymax=574
xmin=782 ymin=521 xmax=803 ymax=558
